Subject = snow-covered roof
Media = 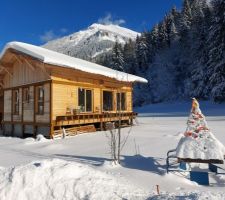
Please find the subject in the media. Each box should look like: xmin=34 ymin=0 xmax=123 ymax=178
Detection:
xmin=0 ymin=41 xmax=148 ymax=83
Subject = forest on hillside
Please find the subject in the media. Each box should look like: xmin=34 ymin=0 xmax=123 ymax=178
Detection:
xmin=99 ymin=0 xmax=225 ymax=106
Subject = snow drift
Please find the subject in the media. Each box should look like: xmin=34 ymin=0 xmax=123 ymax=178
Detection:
xmin=0 ymin=159 xmax=147 ymax=200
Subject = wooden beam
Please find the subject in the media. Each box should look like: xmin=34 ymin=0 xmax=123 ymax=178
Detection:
xmin=12 ymin=54 xmax=23 ymax=64
xmin=0 ymin=68 xmax=4 ymax=73
xmin=0 ymin=60 xmax=14 ymax=68
xmin=13 ymin=54 xmax=35 ymax=71
xmin=0 ymin=81 xmax=4 ymax=88
xmin=21 ymin=56 xmax=35 ymax=71
xmin=37 ymin=62 xmax=49 ymax=77
xmin=0 ymin=75 xmax=5 ymax=80
xmin=3 ymin=79 xmax=52 ymax=91
xmin=0 ymin=65 xmax=12 ymax=77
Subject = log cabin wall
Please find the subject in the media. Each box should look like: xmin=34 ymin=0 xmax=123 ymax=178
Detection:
xmin=3 ymin=82 xmax=51 ymax=137
xmin=3 ymin=58 xmax=49 ymax=88
xmin=51 ymin=71 xmax=133 ymax=121
xmin=2 ymin=52 xmax=51 ymax=137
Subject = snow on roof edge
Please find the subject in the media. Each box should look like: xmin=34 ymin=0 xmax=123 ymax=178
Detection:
xmin=0 ymin=41 xmax=148 ymax=83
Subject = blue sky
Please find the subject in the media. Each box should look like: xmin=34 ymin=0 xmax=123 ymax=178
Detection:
xmin=0 ymin=0 xmax=182 ymax=50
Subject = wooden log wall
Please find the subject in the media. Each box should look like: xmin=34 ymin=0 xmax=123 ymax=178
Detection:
xmin=52 ymin=78 xmax=133 ymax=121
xmin=3 ymin=82 xmax=51 ymax=124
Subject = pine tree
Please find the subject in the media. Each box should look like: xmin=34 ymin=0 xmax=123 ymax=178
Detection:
xmin=181 ymin=0 xmax=193 ymax=31
xmin=135 ymin=34 xmax=150 ymax=73
xmin=207 ymin=0 xmax=225 ymax=102
xmin=150 ymin=24 xmax=159 ymax=53
xmin=179 ymin=0 xmax=193 ymax=47
xmin=111 ymin=41 xmax=124 ymax=71
xmin=189 ymin=0 xmax=210 ymax=99
xmin=123 ymin=39 xmax=136 ymax=74
xmin=158 ymin=21 xmax=169 ymax=48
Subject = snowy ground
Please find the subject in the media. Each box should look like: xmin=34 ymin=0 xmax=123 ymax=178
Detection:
xmin=0 ymin=101 xmax=225 ymax=199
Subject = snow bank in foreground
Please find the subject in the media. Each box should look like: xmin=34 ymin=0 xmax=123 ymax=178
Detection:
xmin=1 ymin=159 xmax=224 ymax=200
xmin=0 ymin=159 xmax=147 ymax=200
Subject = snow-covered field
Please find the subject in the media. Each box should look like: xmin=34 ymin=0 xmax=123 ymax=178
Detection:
xmin=0 ymin=101 xmax=225 ymax=199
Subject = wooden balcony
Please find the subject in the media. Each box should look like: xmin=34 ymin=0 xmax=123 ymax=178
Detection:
xmin=53 ymin=112 xmax=137 ymax=127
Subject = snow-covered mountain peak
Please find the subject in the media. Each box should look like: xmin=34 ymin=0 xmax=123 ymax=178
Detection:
xmin=88 ymin=23 xmax=140 ymax=40
xmin=43 ymin=23 xmax=140 ymax=61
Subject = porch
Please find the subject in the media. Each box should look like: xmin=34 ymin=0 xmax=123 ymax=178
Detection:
xmin=53 ymin=112 xmax=137 ymax=129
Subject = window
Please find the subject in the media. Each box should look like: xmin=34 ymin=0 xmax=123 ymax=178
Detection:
xmin=78 ymin=88 xmax=92 ymax=112
xmin=23 ymin=87 xmax=30 ymax=103
xmin=13 ymin=89 xmax=19 ymax=115
xmin=103 ymin=91 xmax=113 ymax=111
xmin=36 ymin=86 xmax=44 ymax=115
xmin=117 ymin=92 xmax=126 ymax=111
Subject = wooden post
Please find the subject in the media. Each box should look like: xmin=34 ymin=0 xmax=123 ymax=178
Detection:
xmin=100 ymin=114 xmax=103 ymax=131
xmin=2 ymin=90 xmax=5 ymax=135
xmin=33 ymin=85 xmax=36 ymax=137
xmin=156 ymin=185 xmax=160 ymax=195
xmin=21 ymin=88 xmax=24 ymax=137
xmin=49 ymin=81 xmax=53 ymax=139
xmin=34 ymin=125 xmax=37 ymax=137
xmin=131 ymin=112 xmax=133 ymax=125
xmin=50 ymin=124 xmax=54 ymax=139
xmin=11 ymin=89 xmax=14 ymax=136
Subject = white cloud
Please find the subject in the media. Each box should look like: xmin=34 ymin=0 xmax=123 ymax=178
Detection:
xmin=40 ymin=30 xmax=58 ymax=43
xmin=98 ymin=13 xmax=126 ymax=26
xmin=40 ymin=28 xmax=69 ymax=43
xmin=60 ymin=28 xmax=68 ymax=34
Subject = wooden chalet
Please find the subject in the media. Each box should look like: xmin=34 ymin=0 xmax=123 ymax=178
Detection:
xmin=0 ymin=42 xmax=147 ymax=138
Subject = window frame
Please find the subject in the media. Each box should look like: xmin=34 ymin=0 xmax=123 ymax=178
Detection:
xmin=23 ymin=87 xmax=30 ymax=104
xmin=116 ymin=92 xmax=126 ymax=111
xmin=12 ymin=89 xmax=20 ymax=115
xmin=78 ymin=88 xmax=93 ymax=113
xmin=102 ymin=90 xmax=114 ymax=111
xmin=36 ymin=85 xmax=45 ymax=115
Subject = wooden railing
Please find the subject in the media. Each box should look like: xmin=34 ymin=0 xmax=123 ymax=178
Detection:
xmin=54 ymin=112 xmax=137 ymax=127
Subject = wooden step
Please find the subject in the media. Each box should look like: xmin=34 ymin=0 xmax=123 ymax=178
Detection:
xmin=53 ymin=125 xmax=96 ymax=138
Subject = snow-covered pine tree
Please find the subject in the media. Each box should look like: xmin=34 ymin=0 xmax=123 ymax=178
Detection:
xmin=135 ymin=33 xmax=150 ymax=73
xmin=179 ymin=0 xmax=193 ymax=49
xmin=169 ymin=20 xmax=179 ymax=42
xmin=207 ymin=0 xmax=225 ymax=102
xmin=171 ymin=5 xmax=181 ymax=25
xmin=111 ymin=41 xmax=124 ymax=71
xmin=189 ymin=0 xmax=211 ymax=99
xmin=149 ymin=24 xmax=159 ymax=54
xmin=158 ymin=20 xmax=169 ymax=49
xmin=123 ymin=39 xmax=136 ymax=74
xmin=180 ymin=0 xmax=193 ymax=31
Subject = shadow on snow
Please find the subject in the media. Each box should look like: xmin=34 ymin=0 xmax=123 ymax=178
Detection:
xmin=54 ymin=154 xmax=166 ymax=175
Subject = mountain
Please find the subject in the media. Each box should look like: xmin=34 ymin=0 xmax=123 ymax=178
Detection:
xmin=43 ymin=23 xmax=140 ymax=62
